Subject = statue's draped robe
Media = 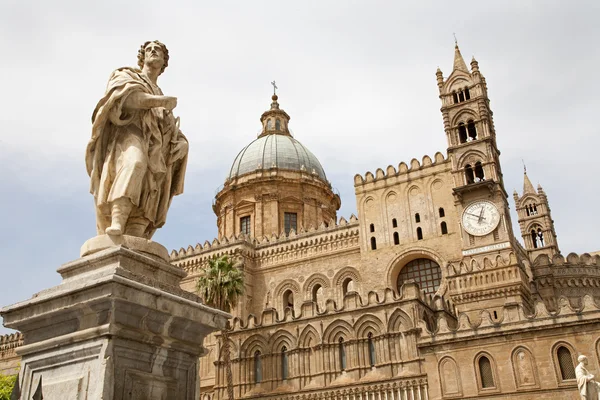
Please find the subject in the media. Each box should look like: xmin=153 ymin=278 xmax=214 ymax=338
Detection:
xmin=86 ymin=67 xmax=188 ymax=238
xmin=577 ymin=363 xmax=600 ymax=400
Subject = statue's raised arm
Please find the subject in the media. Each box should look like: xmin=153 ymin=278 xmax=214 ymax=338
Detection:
xmin=86 ymin=40 xmax=188 ymax=240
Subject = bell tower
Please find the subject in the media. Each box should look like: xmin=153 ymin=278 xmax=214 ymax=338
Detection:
xmin=513 ymin=168 xmax=560 ymax=259
xmin=437 ymin=43 xmax=532 ymax=316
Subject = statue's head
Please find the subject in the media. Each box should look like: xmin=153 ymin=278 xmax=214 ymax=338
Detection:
xmin=578 ymin=355 xmax=588 ymax=364
xmin=137 ymin=40 xmax=169 ymax=75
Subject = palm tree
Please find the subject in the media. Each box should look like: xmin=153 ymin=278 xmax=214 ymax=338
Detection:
xmin=197 ymin=255 xmax=244 ymax=400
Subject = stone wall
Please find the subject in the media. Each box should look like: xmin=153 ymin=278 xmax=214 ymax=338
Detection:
xmin=0 ymin=332 xmax=22 ymax=375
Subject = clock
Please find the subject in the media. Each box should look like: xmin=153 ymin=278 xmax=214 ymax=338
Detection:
xmin=462 ymin=200 xmax=501 ymax=237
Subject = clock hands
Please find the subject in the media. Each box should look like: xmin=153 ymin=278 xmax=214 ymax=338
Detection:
xmin=478 ymin=206 xmax=485 ymax=223
xmin=464 ymin=212 xmax=486 ymax=221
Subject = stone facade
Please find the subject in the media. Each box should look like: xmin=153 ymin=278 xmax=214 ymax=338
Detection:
xmin=2 ymin=44 xmax=600 ymax=399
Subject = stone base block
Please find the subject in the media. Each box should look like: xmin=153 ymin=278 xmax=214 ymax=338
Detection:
xmin=1 ymin=246 xmax=229 ymax=400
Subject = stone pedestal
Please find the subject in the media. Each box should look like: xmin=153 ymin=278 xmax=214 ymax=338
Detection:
xmin=1 ymin=239 xmax=229 ymax=400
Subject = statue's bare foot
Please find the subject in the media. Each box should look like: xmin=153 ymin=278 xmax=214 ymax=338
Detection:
xmin=105 ymin=225 xmax=123 ymax=236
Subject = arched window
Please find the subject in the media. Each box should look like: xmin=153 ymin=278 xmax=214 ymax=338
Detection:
xmin=458 ymin=91 xmax=465 ymax=102
xmin=452 ymin=92 xmax=459 ymax=104
xmin=465 ymin=87 xmax=471 ymax=100
xmin=281 ymin=346 xmax=289 ymax=380
xmin=557 ymin=346 xmax=576 ymax=380
xmin=369 ymin=223 xmax=375 ymax=232
xmin=415 ymin=213 xmax=420 ymax=223
xmin=370 ymin=237 xmax=377 ymax=250
xmin=275 ymin=119 xmax=281 ymax=130
xmin=338 ymin=338 xmax=346 ymax=371
xmin=342 ymin=278 xmax=354 ymax=295
xmin=397 ymin=258 xmax=442 ymax=295
xmin=533 ymin=204 xmax=538 ymax=214
xmin=368 ymin=333 xmax=376 ymax=367
xmin=439 ymin=207 xmax=445 ymax=218
xmin=417 ymin=227 xmax=423 ymax=240
xmin=467 ymin=120 xmax=477 ymax=140
xmin=537 ymin=228 xmax=545 ymax=247
xmin=526 ymin=205 xmax=531 ymax=216
xmin=254 ymin=350 xmax=262 ymax=383
xmin=441 ymin=221 xmax=448 ymax=235
xmin=465 ymin=164 xmax=475 ymax=184
xmin=267 ymin=118 xmax=273 ymax=130
xmin=392 ymin=218 xmax=397 ymax=228
xmin=531 ymin=229 xmax=538 ymax=248
xmin=474 ymin=162 xmax=485 ymax=182
xmin=283 ymin=290 xmax=294 ymax=309
xmin=478 ymin=356 xmax=495 ymax=388
xmin=393 ymin=232 xmax=400 ymax=245
xmin=311 ymin=284 xmax=322 ymax=303
xmin=458 ymin=123 xmax=468 ymax=143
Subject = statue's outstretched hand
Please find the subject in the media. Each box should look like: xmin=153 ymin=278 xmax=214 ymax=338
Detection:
xmin=161 ymin=96 xmax=177 ymax=111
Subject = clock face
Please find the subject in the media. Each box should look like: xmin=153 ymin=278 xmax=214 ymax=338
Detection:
xmin=462 ymin=201 xmax=501 ymax=237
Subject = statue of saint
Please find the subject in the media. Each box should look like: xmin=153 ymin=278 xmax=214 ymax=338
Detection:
xmin=86 ymin=40 xmax=188 ymax=239
xmin=576 ymin=355 xmax=600 ymax=400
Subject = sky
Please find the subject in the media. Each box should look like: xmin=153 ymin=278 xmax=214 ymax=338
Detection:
xmin=1 ymin=1 xmax=599 ymax=334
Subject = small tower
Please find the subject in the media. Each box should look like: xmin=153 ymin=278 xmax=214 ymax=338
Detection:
xmin=513 ymin=168 xmax=560 ymax=259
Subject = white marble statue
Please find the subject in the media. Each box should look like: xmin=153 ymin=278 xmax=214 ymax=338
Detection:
xmin=86 ymin=40 xmax=188 ymax=239
xmin=577 ymin=355 xmax=600 ymax=399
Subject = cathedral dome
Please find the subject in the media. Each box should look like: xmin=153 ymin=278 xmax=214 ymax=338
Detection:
xmin=228 ymin=134 xmax=327 ymax=181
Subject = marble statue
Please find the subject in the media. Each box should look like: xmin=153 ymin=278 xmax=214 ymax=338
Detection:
xmin=86 ymin=40 xmax=188 ymax=239
xmin=577 ymin=355 xmax=600 ymax=400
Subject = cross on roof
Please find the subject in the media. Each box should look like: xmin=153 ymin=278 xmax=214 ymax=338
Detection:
xmin=271 ymin=80 xmax=278 ymax=95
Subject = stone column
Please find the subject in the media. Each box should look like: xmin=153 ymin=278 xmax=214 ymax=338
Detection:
xmin=1 ymin=236 xmax=230 ymax=400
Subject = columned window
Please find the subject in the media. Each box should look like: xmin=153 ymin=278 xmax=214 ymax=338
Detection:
xmin=338 ymin=338 xmax=346 ymax=371
xmin=254 ymin=351 xmax=262 ymax=383
xmin=368 ymin=333 xmax=376 ymax=367
xmin=281 ymin=346 xmax=289 ymax=380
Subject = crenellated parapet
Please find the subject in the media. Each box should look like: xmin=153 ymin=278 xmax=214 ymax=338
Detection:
xmin=531 ymin=252 xmax=600 ymax=310
xmin=419 ymin=293 xmax=600 ymax=345
xmin=171 ymin=215 xmax=360 ymax=275
xmin=228 ymin=281 xmax=454 ymax=332
xmin=353 ymin=152 xmax=448 ymax=188
xmin=0 ymin=332 xmax=23 ymax=375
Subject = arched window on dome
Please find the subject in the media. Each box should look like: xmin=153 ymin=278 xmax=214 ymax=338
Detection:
xmin=397 ymin=258 xmax=441 ymax=295
xmin=267 ymin=118 xmax=273 ymax=130
xmin=276 ymin=119 xmax=281 ymax=131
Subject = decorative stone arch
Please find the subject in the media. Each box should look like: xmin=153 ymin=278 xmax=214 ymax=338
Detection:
xmin=387 ymin=308 xmax=414 ymax=332
xmin=333 ymin=267 xmax=361 ymax=297
xmin=217 ymin=338 xmax=238 ymax=361
xmin=362 ymin=195 xmax=376 ymax=209
xmin=446 ymin=74 xmax=471 ymax=93
xmin=298 ymin=324 xmax=320 ymax=348
xmin=323 ymin=320 xmax=354 ymax=343
xmin=274 ymin=279 xmax=301 ymax=311
xmin=429 ymin=178 xmax=444 ymax=193
xmin=511 ymin=345 xmax=539 ymax=389
xmin=384 ymin=189 xmax=398 ymax=203
xmin=438 ymin=356 xmax=462 ymax=397
xmin=474 ymin=351 xmax=500 ymax=392
xmin=303 ymin=273 xmax=330 ymax=296
xmin=241 ymin=334 xmax=268 ymax=357
xmin=354 ymin=314 xmax=384 ymax=338
xmin=457 ymin=149 xmax=487 ymax=170
xmin=269 ymin=329 xmax=296 ymax=353
xmin=551 ymin=341 xmax=578 ymax=384
xmin=386 ymin=247 xmax=447 ymax=297
xmin=405 ymin=183 xmax=421 ymax=199
xmin=450 ymin=108 xmax=478 ymax=127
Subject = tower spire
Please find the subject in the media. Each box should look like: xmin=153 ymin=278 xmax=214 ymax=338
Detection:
xmin=452 ymin=39 xmax=469 ymax=72
xmin=522 ymin=164 xmax=536 ymax=194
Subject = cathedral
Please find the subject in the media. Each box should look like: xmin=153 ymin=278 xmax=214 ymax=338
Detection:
xmin=2 ymin=44 xmax=600 ymax=399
